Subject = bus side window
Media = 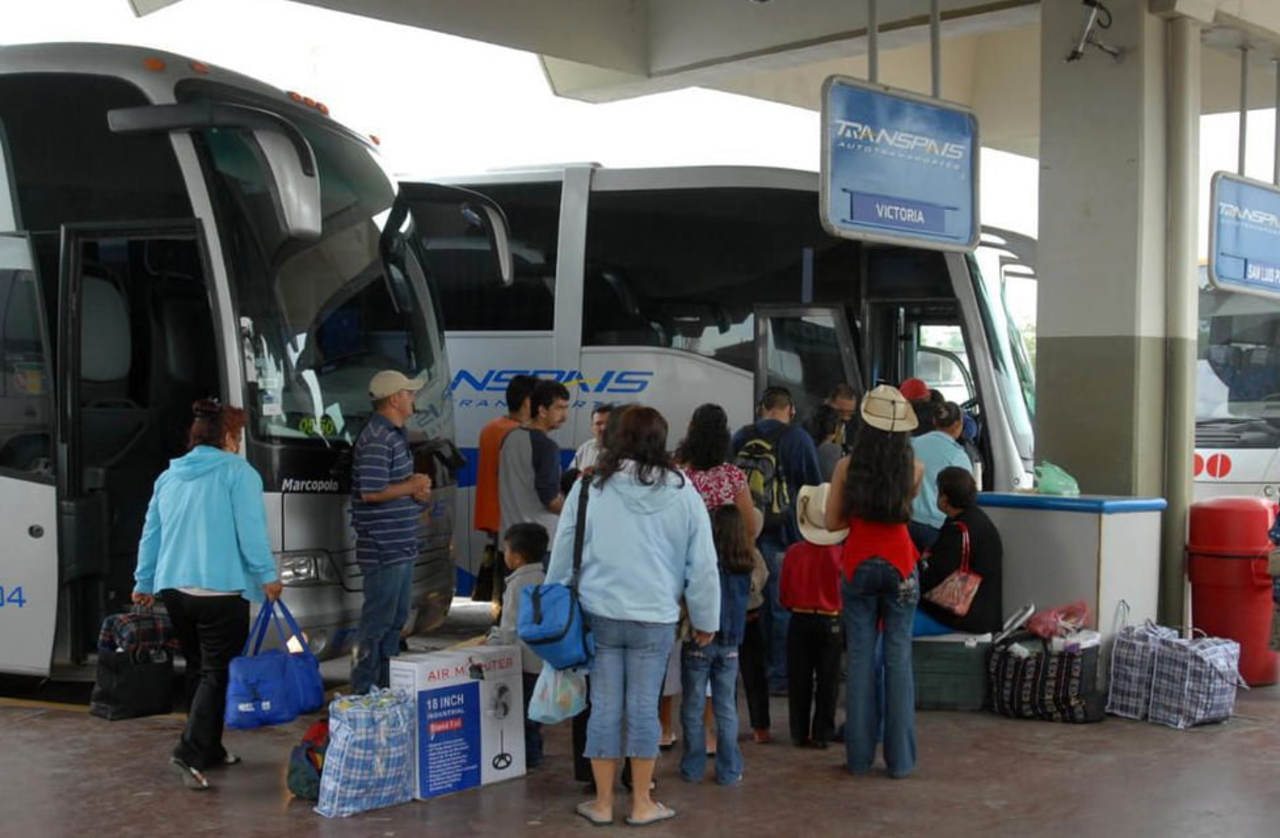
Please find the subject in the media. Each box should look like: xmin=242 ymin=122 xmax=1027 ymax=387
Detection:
xmin=430 ymin=182 xmax=559 ymax=331
xmin=0 ymin=252 xmax=53 ymax=477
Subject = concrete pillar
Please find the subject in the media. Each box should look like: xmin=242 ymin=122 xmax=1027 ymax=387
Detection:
xmin=1161 ymin=15 xmax=1200 ymax=625
xmin=1035 ymin=0 xmax=1168 ymax=498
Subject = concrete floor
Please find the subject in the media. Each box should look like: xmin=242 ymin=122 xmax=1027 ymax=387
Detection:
xmin=3 ymin=600 xmax=1277 ymax=837
xmin=2 ymin=684 xmax=1277 ymax=836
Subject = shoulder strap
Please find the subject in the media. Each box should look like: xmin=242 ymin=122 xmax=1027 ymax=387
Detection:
xmin=956 ymin=520 xmax=971 ymax=573
xmin=762 ymin=422 xmax=789 ymax=444
xmin=571 ymin=476 xmax=590 ymax=590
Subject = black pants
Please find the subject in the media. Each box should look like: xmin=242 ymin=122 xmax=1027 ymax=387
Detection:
xmin=572 ymin=680 xmax=593 ymax=782
xmin=522 ymin=672 xmax=543 ymax=768
xmin=739 ymin=610 xmax=771 ymax=732
xmin=161 ymin=591 xmax=249 ymax=770
xmin=786 ymin=613 xmax=843 ymax=745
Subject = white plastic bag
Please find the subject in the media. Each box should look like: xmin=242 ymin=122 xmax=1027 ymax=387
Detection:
xmin=526 ymin=661 xmax=586 ymax=724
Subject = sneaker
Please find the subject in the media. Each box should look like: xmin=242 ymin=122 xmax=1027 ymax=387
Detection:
xmin=752 ymin=729 xmax=772 ymax=744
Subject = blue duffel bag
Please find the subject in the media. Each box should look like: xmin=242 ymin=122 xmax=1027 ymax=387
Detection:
xmin=518 ymin=478 xmax=595 ymax=670
xmin=226 ymin=599 xmax=324 ymax=729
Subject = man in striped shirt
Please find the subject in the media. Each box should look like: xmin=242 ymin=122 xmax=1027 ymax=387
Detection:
xmin=350 ymin=370 xmax=433 ymax=694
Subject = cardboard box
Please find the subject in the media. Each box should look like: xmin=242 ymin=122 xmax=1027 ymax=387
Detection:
xmin=389 ymin=645 xmax=526 ymax=800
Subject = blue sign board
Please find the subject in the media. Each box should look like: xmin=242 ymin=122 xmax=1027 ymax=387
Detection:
xmin=821 ymin=76 xmax=979 ymax=251
xmin=1209 ymin=172 xmax=1280 ymax=300
xmin=418 ymin=681 xmax=481 ymax=798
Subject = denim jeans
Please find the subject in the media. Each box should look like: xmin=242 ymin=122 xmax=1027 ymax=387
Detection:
xmin=582 ymin=613 xmax=675 ymax=759
xmin=843 ymin=559 xmax=918 ymax=778
xmin=351 ymin=561 xmax=414 ymax=695
xmin=758 ymin=532 xmax=790 ymax=692
xmin=907 ymin=521 xmax=941 ymax=554
xmin=679 ymin=642 xmax=744 ymax=785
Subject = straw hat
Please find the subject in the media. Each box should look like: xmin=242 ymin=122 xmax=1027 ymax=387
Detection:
xmin=796 ymin=483 xmax=849 ymax=546
xmin=860 ymin=384 xmax=919 ymax=433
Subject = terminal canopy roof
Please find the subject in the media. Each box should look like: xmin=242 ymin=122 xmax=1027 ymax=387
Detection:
xmin=144 ymin=0 xmax=1280 ymax=157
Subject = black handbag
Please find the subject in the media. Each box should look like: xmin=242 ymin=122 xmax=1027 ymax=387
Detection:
xmin=89 ymin=645 xmax=175 ymax=721
xmin=987 ymin=631 xmax=1105 ymax=723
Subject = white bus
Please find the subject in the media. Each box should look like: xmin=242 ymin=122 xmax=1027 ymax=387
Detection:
xmin=971 ymin=239 xmax=1280 ymax=503
xmin=0 ymin=43 xmax=513 ymax=676
xmin=409 ymin=165 xmax=1037 ymax=589
xmin=1195 ymin=267 xmax=1280 ymax=500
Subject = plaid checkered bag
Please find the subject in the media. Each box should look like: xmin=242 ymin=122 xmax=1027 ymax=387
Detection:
xmin=1147 ymin=635 xmax=1246 ymax=730
xmin=97 ymin=607 xmax=179 ymax=654
xmin=315 ymin=689 xmax=414 ymax=818
xmin=1106 ymin=620 xmax=1178 ymax=720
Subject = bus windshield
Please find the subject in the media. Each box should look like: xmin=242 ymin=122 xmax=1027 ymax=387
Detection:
xmin=195 ymin=107 xmax=445 ymax=446
xmin=1197 ymin=273 xmax=1280 ymax=448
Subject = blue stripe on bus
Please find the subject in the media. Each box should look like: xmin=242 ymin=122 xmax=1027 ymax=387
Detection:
xmin=456 ymin=446 xmax=578 ymax=490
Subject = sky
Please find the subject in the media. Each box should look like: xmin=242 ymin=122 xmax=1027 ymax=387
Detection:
xmin=0 ymin=0 xmax=1269 ymax=258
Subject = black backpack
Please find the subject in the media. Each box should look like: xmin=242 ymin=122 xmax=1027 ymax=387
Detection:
xmin=733 ymin=422 xmax=791 ymax=531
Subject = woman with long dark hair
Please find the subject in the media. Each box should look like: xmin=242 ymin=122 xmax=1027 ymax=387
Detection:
xmin=823 ymin=385 xmax=923 ymax=779
xmin=546 ymin=406 xmax=720 ymax=826
xmin=675 ymin=403 xmax=769 ymax=742
xmin=132 ymin=400 xmax=281 ymax=790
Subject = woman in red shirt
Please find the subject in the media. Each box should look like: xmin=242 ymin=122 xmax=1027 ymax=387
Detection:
xmin=824 ymin=385 xmax=923 ymax=779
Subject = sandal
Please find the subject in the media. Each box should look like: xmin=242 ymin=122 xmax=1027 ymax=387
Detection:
xmin=626 ymin=802 xmax=677 ymax=826
xmin=169 ymin=757 xmax=210 ymax=791
xmin=575 ymin=801 xmax=613 ymax=827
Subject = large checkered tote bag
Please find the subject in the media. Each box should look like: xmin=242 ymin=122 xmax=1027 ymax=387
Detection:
xmin=316 ymin=689 xmax=414 ymax=818
xmin=1147 ymin=635 xmax=1246 ymax=730
xmin=1106 ymin=619 xmax=1178 ymax=720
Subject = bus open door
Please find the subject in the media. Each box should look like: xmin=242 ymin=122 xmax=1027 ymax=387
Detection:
xmin=0 ymin=123 xmax=59 ymax=676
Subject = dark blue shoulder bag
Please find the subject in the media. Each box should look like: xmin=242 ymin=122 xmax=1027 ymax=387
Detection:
xmin=518 ymin=477 xmax=595 ymax=669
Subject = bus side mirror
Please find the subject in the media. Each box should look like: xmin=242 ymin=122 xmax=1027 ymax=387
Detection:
xmin=460 ymin=197 xmax=514 ymax=286
xmin=107 ymin=101 xmax=322 ymax=239
xmin=251 ymin=129 xmax=322 ymax=239
xmin=394 ymin=183 xmax=516 ymax=287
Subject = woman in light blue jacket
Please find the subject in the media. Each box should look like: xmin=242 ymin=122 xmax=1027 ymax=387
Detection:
xmin=546 ymin=406 xmax=720 ymax=827
xmin=131 ymin=400 xmax=281 ymax=791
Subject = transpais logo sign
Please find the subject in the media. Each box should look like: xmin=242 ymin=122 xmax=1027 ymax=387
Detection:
xmin=834 ymin=119 xmax=968 ymax=163
xmin=450 ymin=368 xmax=654 ymax=395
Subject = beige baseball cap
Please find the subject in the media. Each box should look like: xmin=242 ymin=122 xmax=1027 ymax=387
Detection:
xmin=860 ymin=384 xmax=919 ymax=433
xmin=368 ymin=370 xmax=425 ymax=400
xmin=796 ymin=483 xmax=849 ymax=546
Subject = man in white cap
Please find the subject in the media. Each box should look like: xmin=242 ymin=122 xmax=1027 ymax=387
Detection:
xmin=350 ymin=370 xmax=433 ymax=694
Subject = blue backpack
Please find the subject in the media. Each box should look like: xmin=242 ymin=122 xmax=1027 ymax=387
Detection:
xmin=518 ymin=478 xmax=595 ymax=669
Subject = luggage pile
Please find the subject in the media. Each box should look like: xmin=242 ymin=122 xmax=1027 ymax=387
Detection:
xmin=90 ymin=607 xmax=180 ymax=721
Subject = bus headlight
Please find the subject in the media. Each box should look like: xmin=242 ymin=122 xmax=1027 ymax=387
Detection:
xmin=277 ymin=550 xmax=337 ymax=586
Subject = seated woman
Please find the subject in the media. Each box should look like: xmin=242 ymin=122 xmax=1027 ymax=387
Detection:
xmin=914 ymin=467 xmax=1003 ymax=636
